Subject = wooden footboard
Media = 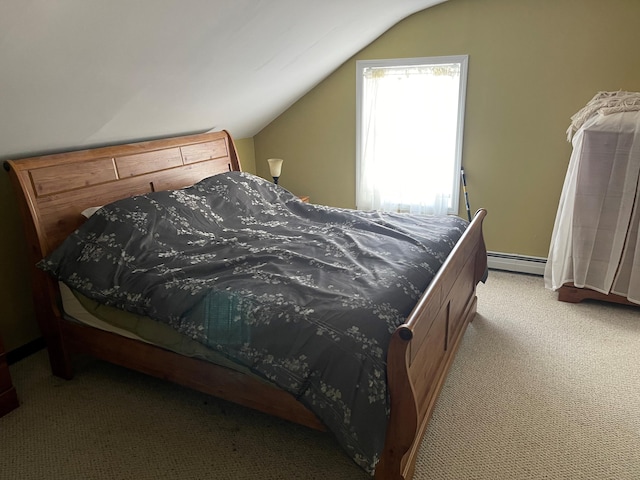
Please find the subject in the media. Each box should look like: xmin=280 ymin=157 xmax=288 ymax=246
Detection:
xmin=376 ymin=209 xmax=487 ymax=480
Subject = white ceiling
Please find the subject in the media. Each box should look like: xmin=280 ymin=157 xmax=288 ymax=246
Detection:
xmin=0 ymin=0 xmax=446 ymax=157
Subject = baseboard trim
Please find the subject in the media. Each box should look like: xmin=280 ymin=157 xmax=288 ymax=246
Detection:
xmin=7 ymin=337 xmax=46 ymax=365
xmin=487 ymin=251 xmax=546 ymax=276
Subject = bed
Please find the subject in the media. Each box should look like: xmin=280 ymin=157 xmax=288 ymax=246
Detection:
xmin=4 ymin=130 xmax=488 ymax=479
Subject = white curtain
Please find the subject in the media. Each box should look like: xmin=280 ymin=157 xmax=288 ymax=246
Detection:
xmin=357 ymin=65 xmax=461 ymax=215
xmin=545 ymin=110 xmax=640 ymax=303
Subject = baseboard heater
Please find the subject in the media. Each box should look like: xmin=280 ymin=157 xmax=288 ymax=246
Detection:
xmin=486 ymin=251 xmax=547 ymax=276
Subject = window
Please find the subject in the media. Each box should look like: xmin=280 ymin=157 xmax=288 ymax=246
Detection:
xmin=356 ymin=55 xmax=468 ymax=215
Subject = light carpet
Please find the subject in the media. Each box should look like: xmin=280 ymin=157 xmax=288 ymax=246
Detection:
xmin=1 ymin=270 xmax=639 ymax=479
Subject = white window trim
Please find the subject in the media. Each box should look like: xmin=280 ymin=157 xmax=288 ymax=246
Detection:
xmin=355 ymin=54 xmax=469 ymax=215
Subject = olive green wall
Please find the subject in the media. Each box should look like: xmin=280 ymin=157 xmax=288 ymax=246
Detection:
xmin=254 ymin=0 xmax=640 ymax=258
xmin=0 ymin=172 xmax=38 ymax=352
xmin=234 ymin=137 xmax=257 ymax=175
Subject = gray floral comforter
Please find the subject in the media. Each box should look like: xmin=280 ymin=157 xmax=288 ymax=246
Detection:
xmin=39 ymin=171 xmax=468 ymax=474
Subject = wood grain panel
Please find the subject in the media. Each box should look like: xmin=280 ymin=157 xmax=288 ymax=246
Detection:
xmin=447 ymin=260 xmax=475 ymax=345
xmin=32 ymin=158 xmax=234 ymax=254
xmin=408 ymin=305 xmax=448 ymax=409
xmin=408 ymin=284 xmax=441 ymax=363
xmin=36 ymin=176 xmax=155 ymax=253
xmin=148 ymin=158 xmax=232 ymax=192
xmin=6 ymin=132 xmax=241 ymax=256
xmin=29 ymin=158 xmax=117 ymax=197
xmin=181 ymin=139 xmax=228 ymax=164
xmin=61 ymin=321 xmax=325 ymax=431
xmin=115 ymin=148 xmax=183 ymax=178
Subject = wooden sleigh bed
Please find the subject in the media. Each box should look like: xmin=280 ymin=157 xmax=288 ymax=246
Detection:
xmin=4 ymin=130 xmax=488 ymax=480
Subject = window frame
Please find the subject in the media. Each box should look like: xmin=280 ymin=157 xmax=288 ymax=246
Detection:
xmin=355 ymin=54 xmax=469 ymax=215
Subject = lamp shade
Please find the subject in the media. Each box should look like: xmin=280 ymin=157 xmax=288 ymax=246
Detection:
xmin=267 ymin=158 xmax=284 ymax=178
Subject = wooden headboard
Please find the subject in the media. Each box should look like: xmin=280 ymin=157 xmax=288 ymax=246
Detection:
xmin=4 ymin=131 xmax=241 ymax=262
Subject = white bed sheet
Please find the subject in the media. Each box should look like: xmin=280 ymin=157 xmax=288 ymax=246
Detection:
xmin=59 ymin=282 xmax=150 ymax=343
xmin=58 ymin=282 xmax=257 ymax=374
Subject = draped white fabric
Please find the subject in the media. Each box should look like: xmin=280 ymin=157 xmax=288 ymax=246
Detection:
xmin=545 ymin=110 xmax=640 ymax=304
xmin=357 ymin=64 xmax=462 ymax=215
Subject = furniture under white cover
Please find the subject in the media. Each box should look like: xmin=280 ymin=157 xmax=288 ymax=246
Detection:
xmin=545 ymin=93 xmax=640 ymax=304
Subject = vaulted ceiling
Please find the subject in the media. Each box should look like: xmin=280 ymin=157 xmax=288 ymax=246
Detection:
xmin=0 ymin=0 xmax=446 ymax=157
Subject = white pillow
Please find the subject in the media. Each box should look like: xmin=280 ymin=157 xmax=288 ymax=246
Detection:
xmin=81 ymin=206 xmax=103 ymax=218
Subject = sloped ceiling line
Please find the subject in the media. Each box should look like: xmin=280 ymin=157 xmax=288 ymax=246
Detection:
xmin=0 ymin=0 xmax=446 ymax=157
